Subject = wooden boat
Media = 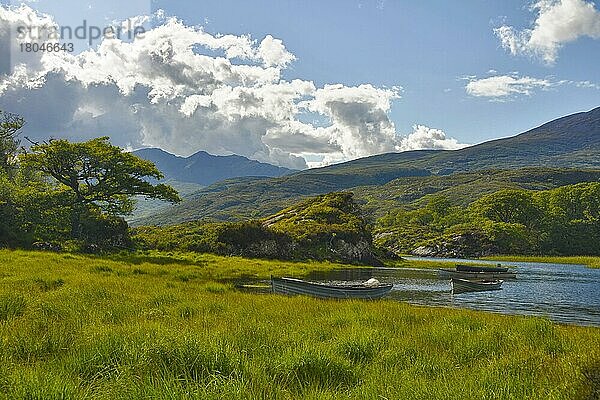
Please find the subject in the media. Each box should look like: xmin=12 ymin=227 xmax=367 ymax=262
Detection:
xmin=271 ymin=277 xmax=393 ymax=300
xmin=438 ymin=268 xmax=516 ymax=280
xmin=451 ymin=278 xmax=503 ymax=293
xmin=455 ymin=264 xmax=509 ymax=273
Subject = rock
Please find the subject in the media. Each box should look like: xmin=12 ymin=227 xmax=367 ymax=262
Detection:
xmin=31 ymin=242 xmax=62 ymax=252
xmin=411 ymin=245 xmax=439 ymax=257
xmin=410 ymin=232 xmax=498 ymax=258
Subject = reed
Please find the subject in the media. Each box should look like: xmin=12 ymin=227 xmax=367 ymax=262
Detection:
xmin=484 ymin=255 xmax=600 ymax=268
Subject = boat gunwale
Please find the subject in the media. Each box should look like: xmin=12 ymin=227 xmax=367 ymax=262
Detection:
xmin=272 ymin=277 xmax=393 ymax=291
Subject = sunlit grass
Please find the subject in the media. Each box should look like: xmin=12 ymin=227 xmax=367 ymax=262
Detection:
xmin=484 ymin=255 xmax=600 ymax=269
xmin=0 ymin=249 xmax=598 ymax=399
xmin=388 ymin=258 xmax=493 ymax=270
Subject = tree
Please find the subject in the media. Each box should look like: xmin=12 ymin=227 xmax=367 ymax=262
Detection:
xmin=21 ymin=137 xmax=180 ymax=238
xmin=470 ymin=189 xmax=542 ymax=228
xmin=0 ymin=110 xmax=25 ymax=174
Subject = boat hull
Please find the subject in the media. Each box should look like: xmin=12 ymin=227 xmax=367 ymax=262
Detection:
xmin=438 ymin=268 xmax=516 ymax=280
xmin=451 ymin=278 xmax=503 ymax=293
xmin=271 ymin=277 xmax=392 ymax=300
xmin=455 ymin=264 xmax=509 ymax=273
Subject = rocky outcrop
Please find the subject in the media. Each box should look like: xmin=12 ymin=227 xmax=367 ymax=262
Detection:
xmin=411 ymin=232 xmax=498 ymax=258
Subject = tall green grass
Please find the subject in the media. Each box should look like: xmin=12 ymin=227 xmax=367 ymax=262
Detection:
xmin=0 ymin=249 xmax=598 ymax=399
xmin=484 ymin=255 xmax=600 ymax=268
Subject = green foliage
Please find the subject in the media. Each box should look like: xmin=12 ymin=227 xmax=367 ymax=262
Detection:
xmin=0 ymin=110 xmax=24 ymax=174
xmin=78 ymin=210 xmax=131 ymax=250
xmin=20 ymin=137 xmax=180 ymax=215
xmin=266 ymin=192 xmax=368 ymax=243
xmin=376 ymin=182 xmax=600 ymax=256
xmin=0 ymin=293 xmax=26 ymax=321
xmin=134 ymin=167 xmax=600 ymax=226
xmin=0 ymin=169 xmax=70 ymax=248
xmin=134 ymin=192 xmax=379 ymax=264
xmin=1 ymin=131 xmax=180 ymax=250
xmin=134 ymin=220 xmax=292 ymax=258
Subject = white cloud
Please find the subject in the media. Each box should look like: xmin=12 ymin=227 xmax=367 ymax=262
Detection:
xmin=305 ymin=84 xmax=402 ymax=159
xmin=494 ymin=0 xmax=600 ymax=64
xmin=0 ymin=5 xmax=466 ymax=169
xmin=464 ymin=72 xmax=600 ymax=100
xmin=258 ymin=35 xmax=296 ymax=68
xmin=572 ymin=80 xmax=600 ymax=89
xmin=397 ymin=125 xmax=467 ymax=151
xmin=465 ymin=74 xmax=554 ymax=99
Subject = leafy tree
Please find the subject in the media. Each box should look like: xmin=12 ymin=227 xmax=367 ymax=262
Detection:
xmin=470 ymin=189 xmax=542 ymax=228
xmin=0 ymin=168 xmax=70 ymax=247
xmin=21 ymin=137 xmax=180 ymax=238
xmin=0 ymin=110 xmax=25 ymax=174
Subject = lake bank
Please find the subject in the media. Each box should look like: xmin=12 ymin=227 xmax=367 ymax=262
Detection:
xmin=481 ymin=255 xmax=600 ymax=269
xmin=0 ymin=249 xmax=599 ymax=398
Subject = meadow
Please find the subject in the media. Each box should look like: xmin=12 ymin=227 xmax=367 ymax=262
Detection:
xmin=482 ymin=255 xmax=600 ymax=269
xmin=0 ymin=250 xmax=599 ymax=399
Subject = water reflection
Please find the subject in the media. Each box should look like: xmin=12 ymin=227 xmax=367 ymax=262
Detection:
xmin=306 ymin=258 xmax=600 ymax=327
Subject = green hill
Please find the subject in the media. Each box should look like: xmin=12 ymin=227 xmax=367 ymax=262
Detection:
xmin=133 ymin=168 xmax=600 ymax=226
xmin=133 ymin=107 xmax=600 ymax=226
xmin=133 ymin=192 xmax=382 ymax=265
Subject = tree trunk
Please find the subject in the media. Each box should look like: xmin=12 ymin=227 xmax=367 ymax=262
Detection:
xmin=71 ymin=205 xmax=82 ymax=239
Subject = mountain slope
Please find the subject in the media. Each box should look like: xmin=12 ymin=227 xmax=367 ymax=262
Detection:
xmin=134 ymin=106 xmax=600 ymax=226
xmin=133 ymin=148 xmax=295 ymax=186
xmin=429 ymin=106 xmax=600 ymax=172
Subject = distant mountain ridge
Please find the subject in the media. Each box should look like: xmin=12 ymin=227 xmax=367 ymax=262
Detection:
xmin=133 ymin=106 xmax=600 ymax=226
xmin=132 ymin=148 xmax=295 ymax=186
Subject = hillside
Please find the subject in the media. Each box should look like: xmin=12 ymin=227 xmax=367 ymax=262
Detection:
xmin=133 ymin=167 xmax=600 ymax=226
xmin=374 ymin=181 xmax=600 ymax=258
xmin=353 ymin=168 xmax=600 ymax=219
xmin=133 ymin=192 xmax=381 ymax=265
xmin=133 ymin=148 xmax=295 ymax=186
xmin=133 ymin=107 xmax=600 ymax=226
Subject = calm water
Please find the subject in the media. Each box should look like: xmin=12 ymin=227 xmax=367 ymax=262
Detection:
xmin=305 ymin=257 xmax=600 ymax=327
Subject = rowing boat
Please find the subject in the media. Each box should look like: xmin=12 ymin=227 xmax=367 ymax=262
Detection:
xmin=451 ymin=278 xmax=503 ymax=293
xmin=455 ymin=264 xmax=509 ymax=273
xmin=271 ymin=277 xmax=392 ymax=299
xmin=438 ymin=268 xmax=516 ymax=280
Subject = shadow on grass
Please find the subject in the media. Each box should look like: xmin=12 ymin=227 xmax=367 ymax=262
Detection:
xmin=578 ymin=359 xmax=600 ymax=400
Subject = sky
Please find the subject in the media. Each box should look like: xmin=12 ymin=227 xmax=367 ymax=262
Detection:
xmin=0 ymin=0 xmax=599 ymax=168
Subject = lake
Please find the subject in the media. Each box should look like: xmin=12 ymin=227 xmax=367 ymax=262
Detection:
xmin=306 ymin=257 xmax=600 ymax=327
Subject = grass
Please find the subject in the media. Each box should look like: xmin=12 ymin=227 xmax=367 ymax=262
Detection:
xmin=0 ymin=249 xmax=599 ymax=399
xmin=483 ymin=255 xmax=600 ymax=269
xmin=388 ymin=257 xmax=494 ymax=270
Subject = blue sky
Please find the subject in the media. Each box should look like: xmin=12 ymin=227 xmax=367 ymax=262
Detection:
xmin=1 ymin=0 xmax=599 ymax=167
xmin=157 ymin=0 xmax=599 ymax=142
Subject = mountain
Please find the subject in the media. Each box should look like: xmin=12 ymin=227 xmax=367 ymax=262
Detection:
xmin=428 ymin=105 xmax=600 ymax=172
xmin=132 ymin=148 xmax=295 ymax=186
xmin=133 ymin=106 xmax=600 ymax=226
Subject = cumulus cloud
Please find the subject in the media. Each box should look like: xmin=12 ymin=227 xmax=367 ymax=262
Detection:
xmin=398 ymin=125 xmax=466 ymax=151
xmin=494 ymin=0 xmax=600 ymax=64
xmin=0 ymin=5 xmax=466 ymax=169
xmin=464 ymin=72 xmax=600 ymax=100
xmin=465 ymin=74 xmax=554 ymax=99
